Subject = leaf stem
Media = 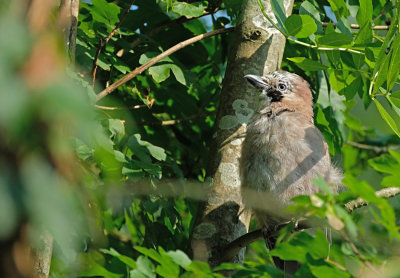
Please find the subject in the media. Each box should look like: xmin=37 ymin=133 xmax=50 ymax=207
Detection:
xmin=287 ymin=37 xmax=364 ymax=55
xmin=256 ymin=1 xmax=364 ymax=55
xmin=369 ymin=71 xmax=379 ymax=97
xmin=91 ymin=0 xmax=136 ymax=86
xmin=256 ymin=0 xmax=287 ymax=35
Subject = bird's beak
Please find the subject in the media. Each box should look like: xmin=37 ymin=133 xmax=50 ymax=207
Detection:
xmin=244 ymin=74 xmax=269 ymax=90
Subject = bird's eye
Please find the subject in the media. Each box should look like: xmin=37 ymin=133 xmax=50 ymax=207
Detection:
xmin=278 ymin=83 xmax=287 ymax=91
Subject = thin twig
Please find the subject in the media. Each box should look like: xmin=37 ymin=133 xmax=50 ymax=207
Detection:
xmin=321 ymin=22 xmax=390 ymax=30
xmin=134 ymin=111 xmax=216 ymax=126
xmin=95 ymin=27 xmax=234 ymax=102
xmin=372 ymin=0 xmax=392 ymax=24
xmin=95 ymin=104 xmax=148 ymax=110
xmin=325 ymin=258 xmax=347 ymax=271
xmin=91 ymin=0 xmax=135 ymax=85
xmin=130 ymin=10 xmax=218 ymax=49
xmin=345 ymin=141 xmax=400 ymax=152
xmin=287 ymin=37 xmax=364 ymax=55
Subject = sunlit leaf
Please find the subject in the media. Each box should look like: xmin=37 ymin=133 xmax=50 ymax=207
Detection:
xmin=270 ymin=0 xmax=287 ymax=31
xmin=285 ymin=14 xmax=317 ymax=38
xmin=374 ymin=99 xmax=400 ymax=137
xmin=317 ymin=32 xmax=352 ymax=46
xmin=287 ymin=57 xmax=328 ymax=71
xmin=172 ymin=1 xmax=205 ymax=18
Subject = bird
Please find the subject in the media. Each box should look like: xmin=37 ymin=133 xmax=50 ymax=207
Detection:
xmin=239 ymin=71 xmax=342 ymax=258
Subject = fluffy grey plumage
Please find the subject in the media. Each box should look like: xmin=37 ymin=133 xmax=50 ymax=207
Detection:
xmin=240 ymin=71 xmax=342 ymax=229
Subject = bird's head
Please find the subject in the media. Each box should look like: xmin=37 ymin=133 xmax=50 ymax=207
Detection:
xmin=244 ymin=71 xmax=313 ymax=119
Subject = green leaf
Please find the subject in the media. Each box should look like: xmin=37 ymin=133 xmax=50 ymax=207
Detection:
xmin=136 ymin=256 xmax=156 ymax=278
xmin=167 ymin=250 xmax=191 ymax=269
xmin=149 ymin=63 xmax=171 ymax=83
xmin=368 ymin=150 xmax=400 ymax=187
xmin=135 ymin=247 xmax=163 ymax=264
xmin=155 ymin=261 xmax=180 ymax=278
xmin=91 ymin=0 xmax=121 ymax=27
xmin=78 ymin=251 xmax=123 ymax=278
xmin=299 ymin=1 xmax=323 ymax=34
xmin=374 ymin=51 xmax=391 ymax=93
xmin=388 ymin=93 xmax=400 ymax=118
xmin=374 ymin=99 xmax=400 ymax=137
xmin=172 ymin=2 xmax=205 ymax=18
xmin=369 ymin=152 xmax=399 ymax=174
xmin=187 ymin=261 xmax=212 ymax=274
xmin=270 ymin=230 xmax=329 ymax=262
xmin=73 ymin=138 xmax=94 ymax=161
xmin=170 ymin=65 xmax=187 ymax=86
xmin=365 ymin=47 xmax=375 ymax=62
xmin=354 ymin=23 xmax=372 ymax=45
xmin=107 ymin=119 xmax=125 ymax=137
xmin=101 ymin=248 xmax=137 ymax=269
xmin=270 ymin=0 xmax=287 ymax=32
xmin=313 ymin=176 xmax=333 ymax=195
xmin=287 ymin=57 xmax=328 ymax=71
xmin=317 ymin=32 xmax=352 ymax=46
xmin=372 ymin=6 xmax=399 ymax=77
xmin=285 ymin=14 xmax=317 ymax=38
xmin=355 ymin=0 xmax=372 ymax=44
xmin=128 ymin=134 xmax=166 ymax=161
xmin=343 ymin=174 xmax=398 ymax=238
xmin=139 ymin=53 xmax=187 ymax=85
xmin=389 ymin=91 xmax=400 ymax=108
xmin=356 ymin=0 xmax=372 ymax=27
xmin=132 ymin=160 xmax=162 ymax=179
xmin=113 ymin=59 xmax=131 ymax=74
xmin=309 ymin=264 xmax=350 ymax=278
xmin=124 ymin=211 xmax=139 ymax=243
xmin=387 ymin=34 xmax=400 ymax=91
xmin=154 ymin=249 xmax=180 ymax=278
xmin=335 ymin=205 xmax=358 ymax=239
xmin=326 ymin=0 xmax=350 ymax=19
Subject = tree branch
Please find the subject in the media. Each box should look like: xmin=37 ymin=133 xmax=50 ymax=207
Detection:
xmin=133 ymin=111 xmax=216 ymax=126
xmin=130 ymin=10 xmax=218 ymax=49
xmin=345 ymin=141 xmax=400 ymax=153
xmin=95 ymin=27 xmax=234 ymax=102
xmin=220 ymin=186 xmax=400 ymax=262
xmin=97 ymin=19 xmax=391 ymax=101
xmin=321 ymin=22 xmax=390 ymax=30
xmin=345 ymin=187 xmax=400 ymax=212
xmin=59 ymin=0 xmax=80 ymax=63
xmin=91 ymin=0 xmax=135 ymax=85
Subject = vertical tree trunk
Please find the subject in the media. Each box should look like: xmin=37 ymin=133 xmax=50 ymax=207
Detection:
xmin=190 ymin=0 xmax=294 ymax=265
xmin=30 ymin=1 xmax=80 ymax=277
xmin=33 ymin=230 xmax=53 ymax=278
xmin=59 ymin=0 xmax=80 ymax=63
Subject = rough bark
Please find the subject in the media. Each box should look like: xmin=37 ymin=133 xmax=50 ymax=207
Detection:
xmin=33 ymin=230 xmax=53 ymax=278
xmin=59 ymin=0 xmax=80 ymax=63
xmin=190 ymin=0 xmax=294 ymax=266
